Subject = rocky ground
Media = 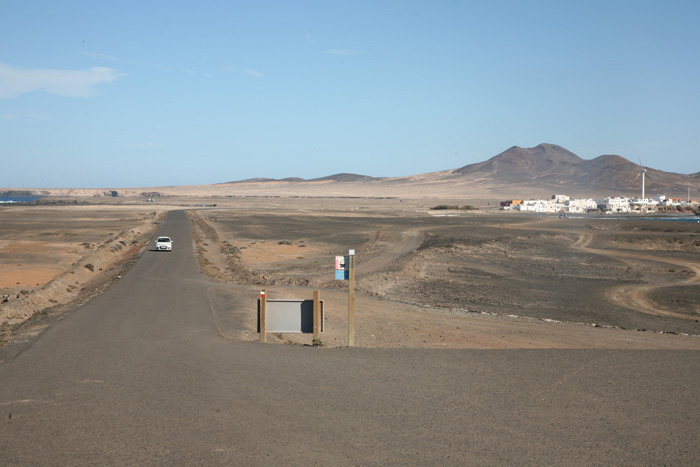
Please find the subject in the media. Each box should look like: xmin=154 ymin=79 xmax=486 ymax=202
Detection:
xmin=187 ymin=199 xmax=700 ymax=347
xmin=2 ymin=197 xmax=700 ymax=349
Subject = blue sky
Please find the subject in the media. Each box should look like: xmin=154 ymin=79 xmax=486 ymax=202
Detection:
xmin=1 ymin=1 xmax=699 ymax=188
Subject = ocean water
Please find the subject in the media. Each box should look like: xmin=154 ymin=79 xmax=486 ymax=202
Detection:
xmin=0 ymin=196 xmax=41 ymax=204
xmin=600 ymin=215 xmax=700 ymax=223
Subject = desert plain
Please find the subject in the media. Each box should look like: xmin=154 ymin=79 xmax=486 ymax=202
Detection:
xmin=2 ymin=192 xmax=700 ymax=351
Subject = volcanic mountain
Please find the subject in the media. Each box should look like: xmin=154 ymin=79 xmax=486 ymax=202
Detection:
xmin=440 ymin=143 xmax=697 ymax=198
xmin=454 ymin=144 xmax=584 ymax=181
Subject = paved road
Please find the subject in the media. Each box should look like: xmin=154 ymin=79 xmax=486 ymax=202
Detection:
xmin=2 ymin=211 xmax=700 ymax=465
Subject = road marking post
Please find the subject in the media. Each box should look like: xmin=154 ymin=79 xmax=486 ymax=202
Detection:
xmin=348 ymin=249 xmax=355 ymax=347
xmin=313 ymin=290 xmax=321 ymax=340
xmin=260 ymin=290 xmax=267 ymax=343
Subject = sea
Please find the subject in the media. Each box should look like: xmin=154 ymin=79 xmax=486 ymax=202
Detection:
xmin=596 ymin=214 xmax=700 ymax=222
xmin=0 ymin=196 xmax=41 ymax=204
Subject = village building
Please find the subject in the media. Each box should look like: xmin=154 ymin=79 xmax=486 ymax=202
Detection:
xmin=565 ymin=198 xmax=597 ymax=213
xmin=499 ymin=200 xmax=523 ymax=210
xmin=597 ymin=196 xmax=631 ymax=213
xmin=500 ymin=194 xmax=697 ymax=215
xmin=513 ymin=198 xmax=564 ymax=213
xmin=658 ymin=195 xmax=682 ymax=207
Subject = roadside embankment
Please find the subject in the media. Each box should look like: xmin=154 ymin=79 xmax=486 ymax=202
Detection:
xmin=0 ymin=205 xmax=166 ymax=342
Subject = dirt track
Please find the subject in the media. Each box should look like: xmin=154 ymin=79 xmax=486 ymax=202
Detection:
xmin=188 ymin=205 xmax=700 ymax=345
xmin=499 ymin=220 xmax=700 ymax=320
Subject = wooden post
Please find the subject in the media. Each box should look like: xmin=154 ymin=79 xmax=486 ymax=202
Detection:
xmin=348 ymin=249 xmax=355 ymax=347
xmin=313 ymin=290 xmax=321 ymax=339
xmin=260 ymin=290 xmax=267 ymax=343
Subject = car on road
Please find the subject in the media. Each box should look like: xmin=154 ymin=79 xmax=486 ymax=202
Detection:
xmin=155 ymin=236 xmax=173 ymax=251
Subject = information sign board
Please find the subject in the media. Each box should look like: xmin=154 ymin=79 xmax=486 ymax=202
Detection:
xmin=257 ymin=299 xmax=324 ymax=333
xmin=335 ymin=255 xmax=349 ymax=280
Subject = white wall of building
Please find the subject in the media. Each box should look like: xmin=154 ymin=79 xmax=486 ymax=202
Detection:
xmin=565 ymin=198 xmax=597 ymax=212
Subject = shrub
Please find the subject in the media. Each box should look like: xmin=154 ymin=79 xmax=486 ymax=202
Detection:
xmin=312 ymin=337 xmax=325 ymax=347
xmin=430 ymin=205 xmax=478 ymax=211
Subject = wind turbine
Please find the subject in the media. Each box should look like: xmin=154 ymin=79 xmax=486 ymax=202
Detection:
xmin=634 ymin=160 xmax=647 ymax=200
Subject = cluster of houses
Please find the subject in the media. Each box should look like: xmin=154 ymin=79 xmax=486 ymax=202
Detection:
xmin=500 ymin=194 xmax=699 ymax=214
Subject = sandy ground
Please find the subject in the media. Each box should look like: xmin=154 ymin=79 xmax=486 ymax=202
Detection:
xmin=1 ymin=176 xmax=553 ymax=200
xmin=2 ymin=195 xmax=700 ymax=349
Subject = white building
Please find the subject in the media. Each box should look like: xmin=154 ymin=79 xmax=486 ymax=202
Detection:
xmin=597 ymin=196 xmax=631 ymax=213
xmin=658 ymin=195 xmax=681 ymax=207
xmin=514 ymin=199 xmax=561 ymax=213
xmin=565 ymin=198 xmax=597 ymax=213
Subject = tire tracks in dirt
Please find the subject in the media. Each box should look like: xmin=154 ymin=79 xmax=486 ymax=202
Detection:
xmin=357 ymin=227 xmax=425 ymax=276
xmin=498 ymin=219 xmax=700 ymax=320
xmin=574 ymin=232 xmax=700 ymax=319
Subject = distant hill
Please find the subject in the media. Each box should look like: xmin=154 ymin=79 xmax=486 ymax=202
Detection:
xmin=309 ymin=173 xmax=384 ymax=182
xmin=225 ymin=173 xmax=383 ymax=183
xmin=7 ymin=144 xmax=698 ymax=200
xmin=224 ymin=177 xmax=306 ymax=184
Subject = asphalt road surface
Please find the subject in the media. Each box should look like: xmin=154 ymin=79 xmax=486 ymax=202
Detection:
xmin=1 ymin=211 xmax=700 ymax=465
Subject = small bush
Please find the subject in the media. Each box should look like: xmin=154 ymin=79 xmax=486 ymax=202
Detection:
xmin=430 ymin=205 xmax=478 ymax=211
xmin=84 ymin=263 xmax=95 ymax=272
xmin=312 ymin=337 xmax=325 ymax=347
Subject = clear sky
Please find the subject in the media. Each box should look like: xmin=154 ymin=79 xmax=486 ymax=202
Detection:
xmin=1 ymin=0 xmax=699 ymax=188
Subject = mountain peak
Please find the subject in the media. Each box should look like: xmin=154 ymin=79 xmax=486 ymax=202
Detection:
xmin=453 ymin=143 xmax=583 ymax=177
xmin=309 ymin=173 xmax=383 ymax=182
xmin=502 ymin=143 xmax=582 ymax=162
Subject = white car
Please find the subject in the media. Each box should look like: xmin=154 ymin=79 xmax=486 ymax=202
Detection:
xmin=155 ymin=236 xmax=173 ymax=251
